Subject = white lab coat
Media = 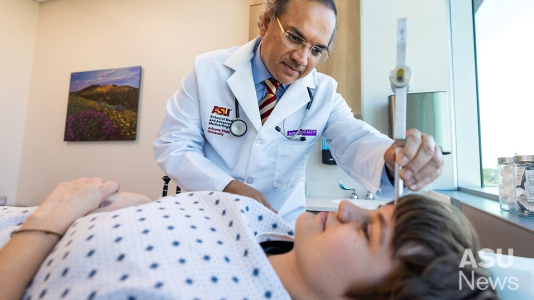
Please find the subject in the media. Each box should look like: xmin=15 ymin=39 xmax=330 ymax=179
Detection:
xmin=154 ymin=37 xmax=393 ymax=223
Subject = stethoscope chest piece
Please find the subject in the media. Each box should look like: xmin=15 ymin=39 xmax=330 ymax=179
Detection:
xmin=230 ymin=97 xmax=248 ymax=137
xmin=230 ymin=119 xmax=247 ymax=137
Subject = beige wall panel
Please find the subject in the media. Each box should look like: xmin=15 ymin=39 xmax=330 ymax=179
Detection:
xmin=16 ymin=0 xmax=250 ymax=205
xmin=249 ymin=4 xmax=264 ymax=40
xmin=316 ymin=0 xmax=362 ymax=117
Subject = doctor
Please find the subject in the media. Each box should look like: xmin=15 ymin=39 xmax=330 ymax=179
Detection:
xmin=154 ymin=0 xmax=443 ymax=224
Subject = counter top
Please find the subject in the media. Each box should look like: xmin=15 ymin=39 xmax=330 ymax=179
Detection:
xmin=306 ymin=196 xmax=391 ymax=212
xmin=438 ymin=190 xmax=534 ymax=233
xmin=308 ymin=191 xmax=534 ymax=232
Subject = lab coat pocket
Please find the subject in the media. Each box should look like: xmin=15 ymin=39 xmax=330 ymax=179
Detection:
xmin=274 ymin=144 xmax=313 ymax=189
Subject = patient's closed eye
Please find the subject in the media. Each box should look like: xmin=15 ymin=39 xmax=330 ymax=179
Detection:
xmin=360 ymin=222 xmax=370 ymax=241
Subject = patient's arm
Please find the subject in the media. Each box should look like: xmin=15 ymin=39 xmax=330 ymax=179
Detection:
xmin=0 ymin=178 xmax=119 ymax=300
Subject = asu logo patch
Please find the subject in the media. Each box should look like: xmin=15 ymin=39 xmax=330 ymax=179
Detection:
xmin=208 ymin=105 xmax=233 ymax=137
xmin=211 ymin=106 xmax=232 ymax=117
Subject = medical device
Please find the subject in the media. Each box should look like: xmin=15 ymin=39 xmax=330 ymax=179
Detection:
xmin=390 ymin=18 xmax=412 ymax=205
xmin=230 ymin=88 xmax=314 ymax=141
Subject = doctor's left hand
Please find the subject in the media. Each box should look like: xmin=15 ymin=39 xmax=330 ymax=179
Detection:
xmin=88 ymin=192 xmax=152 ymax=215
xmin=223 ymin=180 xmax=277 ymax=213
xmin=383 ymin=128 xmax=444 ymax=191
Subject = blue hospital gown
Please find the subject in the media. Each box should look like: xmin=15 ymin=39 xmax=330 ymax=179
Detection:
xmin=0 ymin=192 xmax=294 ymax=300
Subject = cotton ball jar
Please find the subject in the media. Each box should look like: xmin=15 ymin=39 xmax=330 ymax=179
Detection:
xmin=514 ymin=155 xmax=534 ymax=217
xmin=498 ymin=157 xmax=516 ymax=212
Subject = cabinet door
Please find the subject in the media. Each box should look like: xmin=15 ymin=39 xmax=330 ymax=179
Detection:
xmin=249 ymin=0 xmax=361 ymax=117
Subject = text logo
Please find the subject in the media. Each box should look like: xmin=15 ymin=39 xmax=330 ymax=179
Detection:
xmin=459 ymin=248 xmax=518 ymax=291
xmin=211 ymin=106 xmax=232 ymax=117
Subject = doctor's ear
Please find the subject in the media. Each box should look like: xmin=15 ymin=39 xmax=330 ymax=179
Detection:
xmin=259 ymin=12 xmax=272 ymax=36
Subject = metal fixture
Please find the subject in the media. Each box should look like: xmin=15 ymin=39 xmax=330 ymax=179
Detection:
xmin=388 ymin=91 xmax=452 ymax=155
xmin=338 ymin=181 xmax=358 ymax=199
xmin=162 ymin=176 xmax=171 ymax=197
xmin=365 ymin=192 xmax=375 ymax=200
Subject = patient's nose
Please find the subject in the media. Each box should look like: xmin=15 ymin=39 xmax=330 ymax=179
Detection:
xmin=338 ymin=200 xmax=370 ymax=223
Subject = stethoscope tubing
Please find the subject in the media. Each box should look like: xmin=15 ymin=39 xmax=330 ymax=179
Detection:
xmin=277 ymin=88 xmax=313 ymax=141
xmin=230 ymin=87 xmax=313 ymax=141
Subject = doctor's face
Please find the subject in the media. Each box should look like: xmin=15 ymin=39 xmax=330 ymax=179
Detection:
xmin=259 ymin=0 xmax=336 ymax=85
xmin=293 ymin=202 xmax=396 ymax=297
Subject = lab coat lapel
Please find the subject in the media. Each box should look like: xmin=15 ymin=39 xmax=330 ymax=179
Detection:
xmin=225 ymin=37 xmax=262 ymax=132
xmin=262 ymin=71 xmax=317 ymax=130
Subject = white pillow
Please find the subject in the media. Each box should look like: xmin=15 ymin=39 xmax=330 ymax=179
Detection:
xmin=479 ymin=251 xmax=534 ymax=300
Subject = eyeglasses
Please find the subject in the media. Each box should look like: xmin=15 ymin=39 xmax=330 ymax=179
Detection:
xmin=276 ymin=17 xmax=330 ymax=63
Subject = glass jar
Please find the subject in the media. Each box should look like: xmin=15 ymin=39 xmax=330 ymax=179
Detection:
xmin=514 ymin=155 xmax=534 ymax=218
xmin=498 ymin=157 xmax=516 ymax=212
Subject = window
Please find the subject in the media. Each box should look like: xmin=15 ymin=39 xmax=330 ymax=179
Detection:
xmin=474 ymin=0 xmax=534 ymax=186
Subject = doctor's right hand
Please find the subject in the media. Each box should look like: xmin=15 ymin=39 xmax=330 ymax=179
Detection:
xmin=223 ymin=180 xmax=277 ymax=213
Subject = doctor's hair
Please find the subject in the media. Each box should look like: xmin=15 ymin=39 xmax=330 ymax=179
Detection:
xmin=260 ymin=0 xmax=338 ymax=50
xmin=348 ymin=194 xmax=499 ymax=300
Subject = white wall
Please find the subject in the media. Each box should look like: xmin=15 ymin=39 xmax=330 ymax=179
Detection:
xmin=16 ymin=0 xmax=249 ymax=206
xmin=8 ymin=0 xmax=454 ymax=205
xmin=0 ymin=0 xmax=39 ymax=205
xmin=306 ymin=0 xmax=455 ymax=198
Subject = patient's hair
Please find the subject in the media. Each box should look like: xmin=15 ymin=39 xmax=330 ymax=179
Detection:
xmin=351 ymin=194 xmax=498 ymax=300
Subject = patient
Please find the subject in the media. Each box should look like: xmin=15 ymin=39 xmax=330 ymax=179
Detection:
xmin=0 ymin=178 xmax=497 ymax=300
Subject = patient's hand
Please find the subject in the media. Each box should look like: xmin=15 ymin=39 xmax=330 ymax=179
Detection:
xmin=30 ymin=178 xmax=120 ymax=234
xmin=88 ymin=192 xmax=152 ymax=215
xmin=0 ymin=178 xmax=120 ymax=300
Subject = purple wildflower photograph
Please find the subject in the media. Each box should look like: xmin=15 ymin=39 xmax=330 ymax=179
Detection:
xmin=64 ymin=66 xmax=141 ymax=141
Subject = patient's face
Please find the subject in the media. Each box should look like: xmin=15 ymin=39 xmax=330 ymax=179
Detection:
xmin=293 ymin=203 xmax=396 ymax=296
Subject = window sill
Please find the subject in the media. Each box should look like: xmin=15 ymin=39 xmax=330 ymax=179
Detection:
xmin=436 ymin=189 xmax=534 ymax=234
xmin=458 ymin=186 xmax=498 ymax=201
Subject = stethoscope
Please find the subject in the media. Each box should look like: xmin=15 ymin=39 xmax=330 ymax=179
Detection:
xmin=229 ymin=87 xmax=314 ymax=141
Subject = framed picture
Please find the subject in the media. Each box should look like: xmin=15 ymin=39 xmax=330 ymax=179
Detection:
xmin=64 ymin=66 xmax=141 ymax=141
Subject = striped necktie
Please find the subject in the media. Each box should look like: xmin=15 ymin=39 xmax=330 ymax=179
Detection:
xmin=259 ymin=78 xmax=280 ymax=125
